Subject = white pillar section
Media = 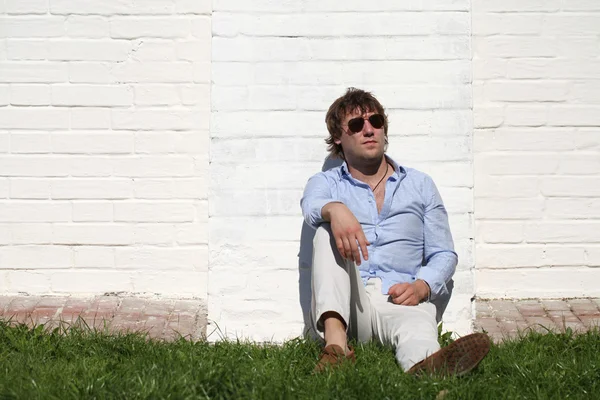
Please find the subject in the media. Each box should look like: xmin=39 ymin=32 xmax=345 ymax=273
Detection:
xmin=0 ymin=1 xmax=211 ymax=302
xmin=473 ymin=1 xmax=600 ymax=297
xmin=210 ymin=0 xmax=474 ymax=340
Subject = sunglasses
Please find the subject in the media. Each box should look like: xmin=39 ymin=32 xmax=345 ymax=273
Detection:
xmin=346 ymin=114 xmax=385 ymax=133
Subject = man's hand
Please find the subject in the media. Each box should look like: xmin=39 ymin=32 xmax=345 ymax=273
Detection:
xmin=322 ymin=202 xmax=369 ymax=265
xmin=388 ymin=280 xmax=430 ymax=306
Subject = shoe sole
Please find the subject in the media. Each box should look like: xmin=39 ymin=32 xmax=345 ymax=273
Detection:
xmin=442 ymin=333 xmax=491 ymax=376
xmin=409 ymin=333 xmax=491 ymax=377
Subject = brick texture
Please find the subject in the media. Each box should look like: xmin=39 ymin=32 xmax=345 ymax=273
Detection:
xmin=0 ymin=295 xmax=207 ymax=340
xmin=2 ymin=0 xmax=600 ymax=343
xmin=473 ymin=1 xmax=600 ymax=298
xmin=209 ymin=0 xmax=474 ymax=341
xmin=0 ymin=1 xmax=211 ymax=310
xmin=475 ymin=298 xmax=600 ymax=343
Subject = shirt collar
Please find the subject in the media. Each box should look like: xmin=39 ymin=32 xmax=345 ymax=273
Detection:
xmin=341 ymin=155 xmax=406 ymax=181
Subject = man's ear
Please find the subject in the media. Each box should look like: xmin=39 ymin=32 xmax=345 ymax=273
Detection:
xmin=334 ymin=133 xmax=342 ymax=145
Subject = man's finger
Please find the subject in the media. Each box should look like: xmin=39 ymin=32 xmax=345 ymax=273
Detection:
xmin=358 ymin=232 xmax=369 ymax=261
xmin=335 ymin=236 xmax=345 ymax=258
xmin=349 ymin=235 xmax=361 ymax=265
xmin=401 ymin=290 xmax=419 ymax=306
xmin=394 ymin=288 xmax=413 ymax=305
xmin=401 ymin=297 xmax=417 ymax=306
xmin=338 ymin=236 xmax=347 ymax=259
xmin=341 ymin=236 xmax=352 ymax=260
xmin=389 ymin=283 xmax=408 ymax=298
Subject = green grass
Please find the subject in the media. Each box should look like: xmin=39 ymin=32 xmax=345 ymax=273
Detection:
xmin=0 ymin=321 xmax=599 ymax=399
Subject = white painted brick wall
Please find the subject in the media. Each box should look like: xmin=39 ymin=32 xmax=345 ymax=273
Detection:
xmin=0 ymin=1 xmax=211 ymax=298
xmin=4 ymin=0 xmax=598 ymax=343
xmin=210 ymin=0 xmax=474 ymax=341
xmin=473 ymin=1 xmax=600 ymax=298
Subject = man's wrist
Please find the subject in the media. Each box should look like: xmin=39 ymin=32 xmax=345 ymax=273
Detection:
xmin=415 ymin=279 xmax=431 ymax=302
xmin=321 ymin=201 xmax=344 ymax=222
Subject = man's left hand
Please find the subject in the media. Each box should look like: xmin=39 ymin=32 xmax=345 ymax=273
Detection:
xmin=388 ymin=280 xmax=430 ymax=306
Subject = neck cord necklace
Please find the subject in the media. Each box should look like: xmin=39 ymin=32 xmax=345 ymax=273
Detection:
xmin=371 ymin=162 xmax=389 ymax=192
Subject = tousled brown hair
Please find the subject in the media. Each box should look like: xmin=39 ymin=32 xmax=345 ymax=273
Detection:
xmin=325 ymin=87 xmax=389 ymax=159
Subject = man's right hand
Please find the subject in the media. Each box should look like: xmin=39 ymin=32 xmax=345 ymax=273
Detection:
xmin=322 ymin=202 xmax=370 ymax=265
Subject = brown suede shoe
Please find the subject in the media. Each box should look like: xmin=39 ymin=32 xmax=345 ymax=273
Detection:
xmin=314 ymin=344 xmax=356 ymax=373
xmin=407 ymin=333 xmax=491 ymax=377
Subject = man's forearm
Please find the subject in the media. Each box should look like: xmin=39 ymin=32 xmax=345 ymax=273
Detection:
xmin=321 ymin=201 xmax=344 ymax=222
xmin=417 ymin=252 xmax=457 ymax=301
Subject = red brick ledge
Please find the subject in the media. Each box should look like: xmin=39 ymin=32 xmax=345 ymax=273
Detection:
xmin=0 ymin=295 xmax=207 ymax=341
xmin=475 ymin=298 xmax=600 ymax=342
xmin=3 ymin=295 xmax=599 ymax=343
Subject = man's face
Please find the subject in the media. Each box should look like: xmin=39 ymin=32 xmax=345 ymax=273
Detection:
xmin=335 ymin=109 xmax=386 ymax=164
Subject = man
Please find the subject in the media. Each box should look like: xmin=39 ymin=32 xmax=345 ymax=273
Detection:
xmin=300 ymin=88 xmax=490 ymax=375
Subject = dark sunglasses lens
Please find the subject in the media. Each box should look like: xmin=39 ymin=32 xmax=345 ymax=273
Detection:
xmin=348 ymin=118 xmax=364 ymax=133
xmin=369 ymin=114 xmax=384 ymax=129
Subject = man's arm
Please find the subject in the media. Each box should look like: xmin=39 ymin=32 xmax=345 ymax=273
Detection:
xmin=300 ymin=174 xmax=370 ymax=265
xmin=415 ymin=176 xmax=458 ymax=302
xmin=300 ymin=173 xmax=338 ymax=229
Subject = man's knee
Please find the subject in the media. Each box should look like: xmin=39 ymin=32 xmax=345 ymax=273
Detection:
xmin=313 ymin=223 xmax=333 ymax=247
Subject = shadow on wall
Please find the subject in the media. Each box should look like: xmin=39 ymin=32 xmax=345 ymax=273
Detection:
xmin=298 ymin=156 xmax=344 ymax=338
xmin=297 ymin=156 xmax=454 ymax=337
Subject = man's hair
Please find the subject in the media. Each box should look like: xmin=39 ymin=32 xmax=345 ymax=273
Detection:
xmin=325 ymin=87 xmax=389 ymax=159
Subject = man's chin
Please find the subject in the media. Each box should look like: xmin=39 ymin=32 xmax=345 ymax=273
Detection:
xmin=360 ymin=149 xmax=385 ymax=161
xmin=353 ymin=153 xmax=385 ymax=165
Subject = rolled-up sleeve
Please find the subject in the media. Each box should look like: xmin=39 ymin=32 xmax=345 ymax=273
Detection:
xmin=300 ymin=173 xmax=339 ymax=230
xmin=416 ymin=176 xmax=458 ymax=302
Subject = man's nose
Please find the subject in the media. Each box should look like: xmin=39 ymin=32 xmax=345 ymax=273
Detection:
xmin=363 ymin=119 xmax=374 ymax=135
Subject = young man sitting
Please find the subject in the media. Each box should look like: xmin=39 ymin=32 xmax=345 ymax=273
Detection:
xmin=301 ymin=88 xmax=490 ymax=375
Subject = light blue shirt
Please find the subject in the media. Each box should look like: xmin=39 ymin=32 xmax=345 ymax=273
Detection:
xmin=300 ymin=156 xmax=457 ymax=302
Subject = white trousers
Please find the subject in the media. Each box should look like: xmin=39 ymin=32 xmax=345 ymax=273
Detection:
xmin=310 ymin=224 xmax=440 ymax=371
